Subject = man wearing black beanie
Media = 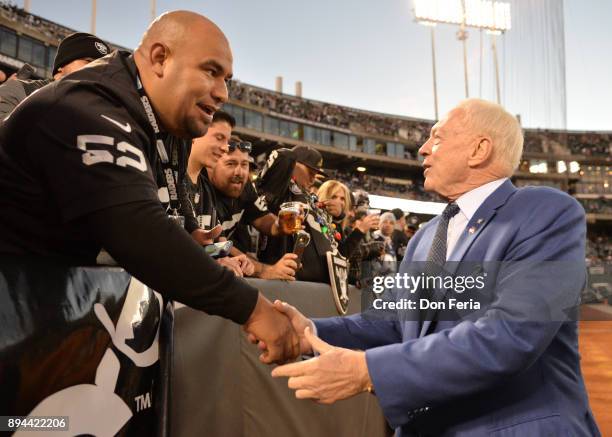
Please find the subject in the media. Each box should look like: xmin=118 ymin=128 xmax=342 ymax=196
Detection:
xmin=0 ymin=32 xmax=110 ymax=123
xmin=52 ymin=32 xmax=111 ymax=77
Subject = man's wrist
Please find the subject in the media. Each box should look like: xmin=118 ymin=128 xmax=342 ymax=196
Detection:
xmin=355 ymin=351 xmax=374 ymax=394
xmin=258 ymin=263 xmax=275 ymax=279
xmin=245 ymin=292 xmax=266 ymax=325
xmin=252 ymin=259 xmax=264 ymax=276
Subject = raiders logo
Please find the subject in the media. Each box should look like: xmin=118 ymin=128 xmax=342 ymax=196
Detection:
xmin=326 ymin=251 xmax=349 ymax=314
xmin=95 ymin=41 xmax=109 ymax=55
xmin=289 ymin=180 xmax=303 ymax=195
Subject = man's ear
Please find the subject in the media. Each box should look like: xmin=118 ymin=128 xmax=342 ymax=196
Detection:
xmin=468 ymin=136 xmax=493 ymax=167
xmin=149 ymin=43 xmax=169 ymax=78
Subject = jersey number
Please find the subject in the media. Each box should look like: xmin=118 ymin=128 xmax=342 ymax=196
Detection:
xmin=77 ymin=135 xmax=147 ymax=172
xmin=254 ymin=195 xmax=268 ymax=212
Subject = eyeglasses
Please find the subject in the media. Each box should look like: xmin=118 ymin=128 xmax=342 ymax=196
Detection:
xmin=228 ymin=141 xmax=252 ymax=153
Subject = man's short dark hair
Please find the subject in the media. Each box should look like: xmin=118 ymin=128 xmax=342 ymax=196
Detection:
xmin=391 ymin=208 xmax=404 ymax=221
xmin=213 ymin=110 xmax=236 ymax=128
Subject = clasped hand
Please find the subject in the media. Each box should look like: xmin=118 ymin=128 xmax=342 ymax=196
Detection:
xmin=243 ymin=295 xmax=301 ymax=364
xmin=247 ymin=300 xmax=372 ymax=404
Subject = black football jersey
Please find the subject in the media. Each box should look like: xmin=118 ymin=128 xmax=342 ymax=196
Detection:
xmin=0 ymin=51 xmax=161 ymax=263
xmin=215 ymin=181 xmax=269 ymax=239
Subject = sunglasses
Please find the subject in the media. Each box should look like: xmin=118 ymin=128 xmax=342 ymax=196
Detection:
xmin=228 ymin=141 xmax=252 ymax=153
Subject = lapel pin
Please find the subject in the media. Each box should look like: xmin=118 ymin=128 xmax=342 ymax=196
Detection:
xmin=476 ymin=218 xmax=484 ymax=224
xmin=468 ymin=226 xmax=476 ymax=234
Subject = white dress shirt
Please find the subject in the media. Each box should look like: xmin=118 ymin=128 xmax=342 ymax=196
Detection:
xmin=446 ymin=178 xmax=507 ymax=258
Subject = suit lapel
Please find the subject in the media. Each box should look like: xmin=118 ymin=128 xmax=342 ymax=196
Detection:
xmin=445 ymin=210 xmax=496 ymax=267
xmin=419 ymin=180 xmax=517 ymax=337
xmin=412 ymin=217 xmax=440 ymax=261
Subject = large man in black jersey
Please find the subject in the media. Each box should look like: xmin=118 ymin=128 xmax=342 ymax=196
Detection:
xmin=0 ymin=11 xmax=298 ymax=363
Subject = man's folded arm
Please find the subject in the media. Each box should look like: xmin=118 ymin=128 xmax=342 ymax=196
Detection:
xmin=84 ymin=199 xmax=259 ymax=324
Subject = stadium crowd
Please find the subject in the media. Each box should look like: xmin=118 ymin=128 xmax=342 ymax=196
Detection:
xmin=178 ymin=112 xmax=611 ymax=286
xmin=587 ymin=234 xmax=612 ymax=266
xmin=1 ymin=68 xmax=608 ymax=289
xmin=580 ymin=198 xmax=612 ymax=215
xmin=229 ymin=81 xmax=611 ymax=158
xmin=0 ymin=4 xmax=608 ymax=291
xmin=182 ymin=112 xmax=413 ymax=289
xmin=329 ymin=169 xmax=439 ymax=202
xmin=229 ymin=80 xmax=432 ymax=144
xmin=184 ymin=117 xmax=434 ymax=290
xmin=524 ymin=130 xmax=612 ymax=156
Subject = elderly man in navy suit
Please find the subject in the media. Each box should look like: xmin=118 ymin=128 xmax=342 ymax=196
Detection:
xmin=266 ymin=99 xmax=600 ymax=436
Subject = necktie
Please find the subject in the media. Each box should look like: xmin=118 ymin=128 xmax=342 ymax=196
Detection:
xmin=419 ymin=202 xmax=461 ymax=330
xmin=426 ymin=202 xmax=461 ymax=265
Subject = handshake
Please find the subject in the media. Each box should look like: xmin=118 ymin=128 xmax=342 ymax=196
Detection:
xmin=243 ymin=294 xmax=314 ymax=364
xmin=242 ymin=294 xmax=373 ymax=405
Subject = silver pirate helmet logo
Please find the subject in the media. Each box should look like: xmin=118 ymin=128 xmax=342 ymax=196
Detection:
xmin=95 ymin=41 xmax=109 ymax=55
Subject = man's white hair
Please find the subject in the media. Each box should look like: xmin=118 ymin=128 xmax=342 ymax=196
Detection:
xmin=379 ymin=212 xmax=396 ymax=224
xmin=456 ymin=99 xmax=524 ymax=175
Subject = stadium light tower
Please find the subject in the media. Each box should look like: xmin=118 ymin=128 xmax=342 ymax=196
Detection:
xmin=90 ymin=0 xmax=97 ymax=34
xmin=420 ymin=21 xmax=439 ymax=120
xmin=151 ymin=0 xmax=157 ymax=22
xmin=413 ymin=0 xmax=511 ymax=107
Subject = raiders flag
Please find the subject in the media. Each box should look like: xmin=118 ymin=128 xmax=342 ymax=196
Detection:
xmin=326 ymin=251 xmax=350 ymax=315
xmin=0 ymin=258 xmax=171 ymax=436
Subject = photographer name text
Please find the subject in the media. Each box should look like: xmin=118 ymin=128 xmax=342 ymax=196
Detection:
xmin=373 ymin=298 xmax=481 ymax=310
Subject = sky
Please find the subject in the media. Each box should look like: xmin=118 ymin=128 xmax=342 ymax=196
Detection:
xmin=14 ymin=0 xmax=612 ymax=132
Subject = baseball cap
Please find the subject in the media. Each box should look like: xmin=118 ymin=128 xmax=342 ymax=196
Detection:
xmin=53 ymin=32 xmax=111 ymax=75
xmin=353 ymin=189 xmax=370 ymax=208
xmin=391 ymin=208 xmax=405 ymax=221
xmin=291 ymin=145 xmax=328 ymax=177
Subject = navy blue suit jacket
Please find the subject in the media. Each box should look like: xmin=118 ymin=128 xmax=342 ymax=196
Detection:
xmin=315 ymin=180 xmax=600 ymax=436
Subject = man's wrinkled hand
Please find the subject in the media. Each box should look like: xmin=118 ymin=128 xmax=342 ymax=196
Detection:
xmin=243 ymin=294 xmax=300 ymax=364
xmin=271 ymin=327 xmax=372 ymax=404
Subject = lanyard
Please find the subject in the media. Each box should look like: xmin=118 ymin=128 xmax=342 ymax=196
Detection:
xmin=132 ymin=68 xmax=181 ymax=215
xmin=191 ymin=173 xmax=217 ymax=230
